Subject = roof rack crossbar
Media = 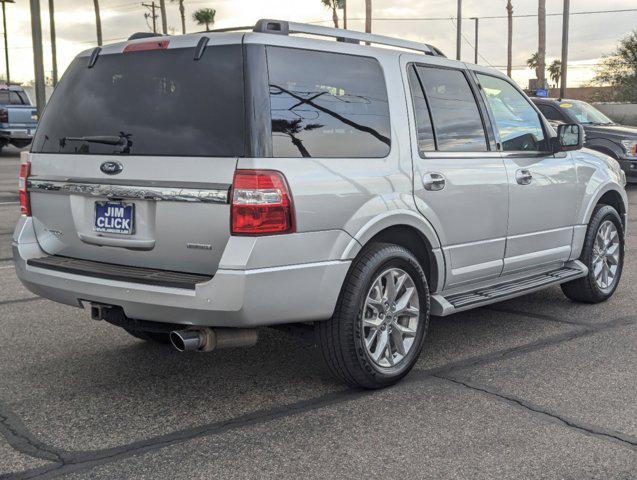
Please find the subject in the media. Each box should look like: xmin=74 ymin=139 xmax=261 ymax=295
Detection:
xmin=253 ymin=19 xmax=433 ymax=55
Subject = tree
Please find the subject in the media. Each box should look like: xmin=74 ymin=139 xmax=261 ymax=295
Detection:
xmin=526 ymin=52 xmax=543 ymax=80
xmin=159 ymin=0 xmax=168 ymax=34
xmin=548 ymin=59 xmax=562 ymax=87
xmin=321 ymin=0 xmax=343 ymax=29
xmin=193 ymin=7 xmax=215 ymax=32
xmin=365 ymin=0 xmax=372 ymax=34
xmin=594 ymin=30 xmax=637 ymax=102
xmin=170 ymin=0 xmax=186 ymax=34
xmin=93 ymin=0 xmax=102 ymax=46
xmin=537 ymin=0 xmax=546 ymax=88
xmin=506 ymin=0 xmax=513 ymax=78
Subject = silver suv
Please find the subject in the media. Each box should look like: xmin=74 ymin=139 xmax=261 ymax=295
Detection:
xmin=13 ymin=20 xmax=628 ymax=388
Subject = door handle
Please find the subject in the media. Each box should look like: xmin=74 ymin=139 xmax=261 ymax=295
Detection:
xmin=423 ymin=172 xmax=446 ymax=191
xmin=515 ymin=169 xmax=533 ymax=185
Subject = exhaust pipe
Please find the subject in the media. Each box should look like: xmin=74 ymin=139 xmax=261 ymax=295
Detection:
xmin=170 ymin=327 xmax=258 ymax=352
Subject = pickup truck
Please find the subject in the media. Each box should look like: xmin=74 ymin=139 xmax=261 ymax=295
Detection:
xmin=0 ymin=86 xmax=38 ymax=154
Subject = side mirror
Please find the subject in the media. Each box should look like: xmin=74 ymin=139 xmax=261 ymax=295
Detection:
xmin=552 ymin=123 xmax=584 ymax=153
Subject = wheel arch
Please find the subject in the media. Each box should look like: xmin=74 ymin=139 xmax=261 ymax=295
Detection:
xmin=342 ymin=211 xmax=445 ymax=293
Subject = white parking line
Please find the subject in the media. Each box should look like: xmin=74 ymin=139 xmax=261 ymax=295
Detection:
xmin=0 ymin=201 xmax=18 ymax=205
xmin=0 ymin=265 xmax=14 ymax=270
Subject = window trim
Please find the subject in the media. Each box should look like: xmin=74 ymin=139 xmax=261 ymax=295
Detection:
xmin=408 ymin=62 xmax=493 ymax=158
xmin=474 ymin=71 xmax=553 ymax=155
xmin=265 ymin=45 xmax=392 ymax=159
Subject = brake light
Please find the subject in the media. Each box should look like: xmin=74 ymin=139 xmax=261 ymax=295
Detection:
xmin=0 ymin=109 xmax=8 ymax=123
xmin=123 ymin=40 xmax=169 ymax=53
xmin=231 ymin=170 xmax=294 ymax=235
xmin=18 ymin=162 xmax=30 ymax=216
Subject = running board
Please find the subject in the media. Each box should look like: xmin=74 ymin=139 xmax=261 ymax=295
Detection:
xmin=430 ymin=261 xmax=588 ymax=316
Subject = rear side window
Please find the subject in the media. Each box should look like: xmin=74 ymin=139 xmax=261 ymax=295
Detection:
xmin=537 ymin=104 xmax=566 ymax=122
xmin=407 ymin=65 xmax=435 ymax=153
xmin=266 ymin=46 xmax=391 ymax=158
xmin=415 ymin=65 xmax=487 ymax=152
xmin=32 ymin=45 xmax=245 ymax=157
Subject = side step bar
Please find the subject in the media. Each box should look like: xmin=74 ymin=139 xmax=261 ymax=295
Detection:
xmin=430 ymin=261 xmax=588 ymax=316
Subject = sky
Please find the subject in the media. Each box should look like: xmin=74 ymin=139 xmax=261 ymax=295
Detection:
xmin=5 ymin=0 xmax=637 ymax=88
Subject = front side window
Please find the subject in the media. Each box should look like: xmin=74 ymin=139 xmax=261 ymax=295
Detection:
xmin=415 ymin=65 xmax=488 ymax=152
xmin=477 ymin=74 xmax=547 ymax=152
xmin=267 ymin=47 xmax=391 ymax=158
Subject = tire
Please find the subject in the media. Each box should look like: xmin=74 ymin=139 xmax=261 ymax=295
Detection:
xmin=124 ymin=328 xmax=172 ymax=344
xmin=317 ymin=243 xmax=430 ymax=389
xmin=561 ymin=205 xmax=624 ymax=303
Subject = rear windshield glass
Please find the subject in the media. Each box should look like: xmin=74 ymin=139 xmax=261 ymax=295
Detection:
xmin=32 ymin=45 xmax=245 ymax=157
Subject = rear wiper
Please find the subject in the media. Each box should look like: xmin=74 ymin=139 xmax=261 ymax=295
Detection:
xmin=59 ymin=132 xmax=132 ymax=153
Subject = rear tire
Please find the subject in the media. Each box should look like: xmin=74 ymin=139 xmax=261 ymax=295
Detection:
xmin=124 ymin=328 xmax=171 ymax=344
xmin=561 ymin=205 xmax=624 ymax=303
xmin=317 ymin=243 xmax=430 ymax=389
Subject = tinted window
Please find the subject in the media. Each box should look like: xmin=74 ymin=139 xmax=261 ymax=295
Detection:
xmin=0 ymin=90 xmax=25 ymax=105
xmin=407 ymin=65 xmax=435 ymax=154
xmin=267 ymin=47 xmax=391 ymax=158
xmin=415 ymin=66 xmax=487 ymax=152
xmin=537 ymin=104 xmax=565 ymax=122
xmin=477 ymin=74 xmax=547 ymax=152
xmin=32 ymin=45 xmax=245 ymax=156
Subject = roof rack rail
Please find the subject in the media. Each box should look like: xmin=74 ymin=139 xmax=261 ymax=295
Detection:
xmin=253 ymin=19 xmax=434 ymax=55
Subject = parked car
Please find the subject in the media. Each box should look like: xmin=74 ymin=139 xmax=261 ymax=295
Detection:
xmin=532 ymin=97 xmax=637 ymax=182
xmin=13 ymin=20 xmax=627 ymax=389
xmin=0 ymin=85 xmax=38 ymax=154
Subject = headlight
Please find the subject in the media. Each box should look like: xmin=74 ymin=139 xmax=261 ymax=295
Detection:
xmin=620 ymin=139 xmax=637 ymax=158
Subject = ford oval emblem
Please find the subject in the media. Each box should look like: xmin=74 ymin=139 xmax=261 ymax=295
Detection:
xmin=100 ymin=161 xmax=123 ymax=175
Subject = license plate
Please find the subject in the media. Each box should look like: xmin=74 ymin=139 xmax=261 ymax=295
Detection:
xmin=94 ymin=202 xmax=134 ymax=235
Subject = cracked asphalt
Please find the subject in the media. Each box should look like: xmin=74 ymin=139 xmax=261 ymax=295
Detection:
xmin=0 ymin=148 xmax=635 ymax=479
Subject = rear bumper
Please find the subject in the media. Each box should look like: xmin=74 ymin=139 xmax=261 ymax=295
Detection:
xmin=12 ymin=217 xmax=352 ymax=327
xmin=0 ymin=128 xmax=35 ymax=141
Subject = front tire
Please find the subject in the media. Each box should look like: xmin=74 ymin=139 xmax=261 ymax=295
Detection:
xmin=561 ymin=205 xmax=624 ymax=303
xmin=317 ymin=243 xmax=430 ymax=389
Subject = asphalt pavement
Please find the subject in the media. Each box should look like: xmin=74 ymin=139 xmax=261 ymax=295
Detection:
xmin=0 ymin=148 xmax=635 ymax=479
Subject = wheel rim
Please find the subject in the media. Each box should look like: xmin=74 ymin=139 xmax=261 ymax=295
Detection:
xmin=361 ymin=268 xmax=420 ymax=369
xmin=592 ymin=220 xmax=621 ymax=292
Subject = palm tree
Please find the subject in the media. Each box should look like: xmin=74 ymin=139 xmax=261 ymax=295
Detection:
xmin=159 ymin=0 xmax=168 ymax=35
xmin=537 ymin=0 xmax=546 ymax=88
xmin=365 ymin=0 xmax=372 ymax=34
xmin=272 ymin=119 xmax=322 ymax=158
xmin=93 ymin=0 xmax=102 ymax=46
xmin=506 ymin=0 xmax=513 ymax=78
xmin=548 ymin=59 xmax=562 ymax=87
xmin=321 ymin=0 xmax=343 ymax=29
xmin=170 ymin=0 xmax=186 ymax=34
xmin=193 ymin=7 xmax=215 ymax=32
xmin=527 ymin=52 xmax=543 ymax=81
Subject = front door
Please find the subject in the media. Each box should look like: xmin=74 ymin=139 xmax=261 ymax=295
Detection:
xmin=404 ymin=58 xmax=509 ymax=288
xmin=475 ymin=72 xmax=578 ymax=274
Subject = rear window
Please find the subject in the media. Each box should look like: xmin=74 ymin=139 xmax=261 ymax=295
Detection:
xmin=266 ymin=46 xmax=391 ymax=158
xmin=32 ymin=45 xmax=245 ymax=157
xmin=0 ymin=90 xmax=28 ymax=105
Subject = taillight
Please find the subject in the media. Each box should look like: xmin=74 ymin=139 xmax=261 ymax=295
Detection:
xmin=231 ymin=170 xmax=294 ymax=235
xmin=19 ymin=162 xmax=31 ymax=216
xmin=0 ymin=108 xmax=8 ymax=123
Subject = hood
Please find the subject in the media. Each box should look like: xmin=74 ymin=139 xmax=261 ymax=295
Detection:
xmin=583 ymin=123 xmax=637 ymax=139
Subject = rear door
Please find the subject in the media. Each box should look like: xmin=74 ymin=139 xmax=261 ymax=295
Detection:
xmin=403 ymin=58 xmax=509 ymax=288
xmin=475 ymin=73 xmax=578 ymax=274
xmin=28 ymin=40 xmax=247 ymax=275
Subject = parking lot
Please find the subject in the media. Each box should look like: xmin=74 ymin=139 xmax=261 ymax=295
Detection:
xmin=0 ymin=148 xmax=635 ymax=479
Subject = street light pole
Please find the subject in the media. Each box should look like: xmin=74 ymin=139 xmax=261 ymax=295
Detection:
xmin=0 ymin=0 xmax=14 ymax=85
xmin=29 ymin=0 xmax=46 ymax=114
xmin=560 ymin=0 xmax=570 ymax=98
xmin=456 ymin=0 xmax=462 ymax=61
xmin=48 ymin=0 xmax=57 ymax=86
xmin=471 ymin=17 xmax=478 ymax=64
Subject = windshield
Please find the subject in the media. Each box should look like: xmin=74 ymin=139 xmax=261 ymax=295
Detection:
xmin=558 ymin=100 xmax=613 ymax=125
xmin=32 ymin=44 xmax=245 ymax=156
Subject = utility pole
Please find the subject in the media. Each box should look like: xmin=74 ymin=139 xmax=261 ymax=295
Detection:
xmin=29 ymin=0 xmax=46 ymax=114
xmin=158 ymin=0 xmax=167 ymax=35
xmin=142 ymin=2 xmax=158 ymax=34
xmin=506 ymin=0 xmax=513 ymax=78
xmin=1 ymin=0 xmax=14 ymax=85
xmin=456 ymin=0 xmax=462 ymax=61
xmin=48 ymin=0 xmax=57 ymax=86
xmin=560 ymin=0 xmax=570 ymax=98
xmin=471 ymin=17 xmax=478 ymax=64
xmin=93 ymin=0 xmax=102 ymax=46
xmin=538 ymin=0 xmax=546 ymax=88
xmin=343 ymin=0 xmax=347 ymax=29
